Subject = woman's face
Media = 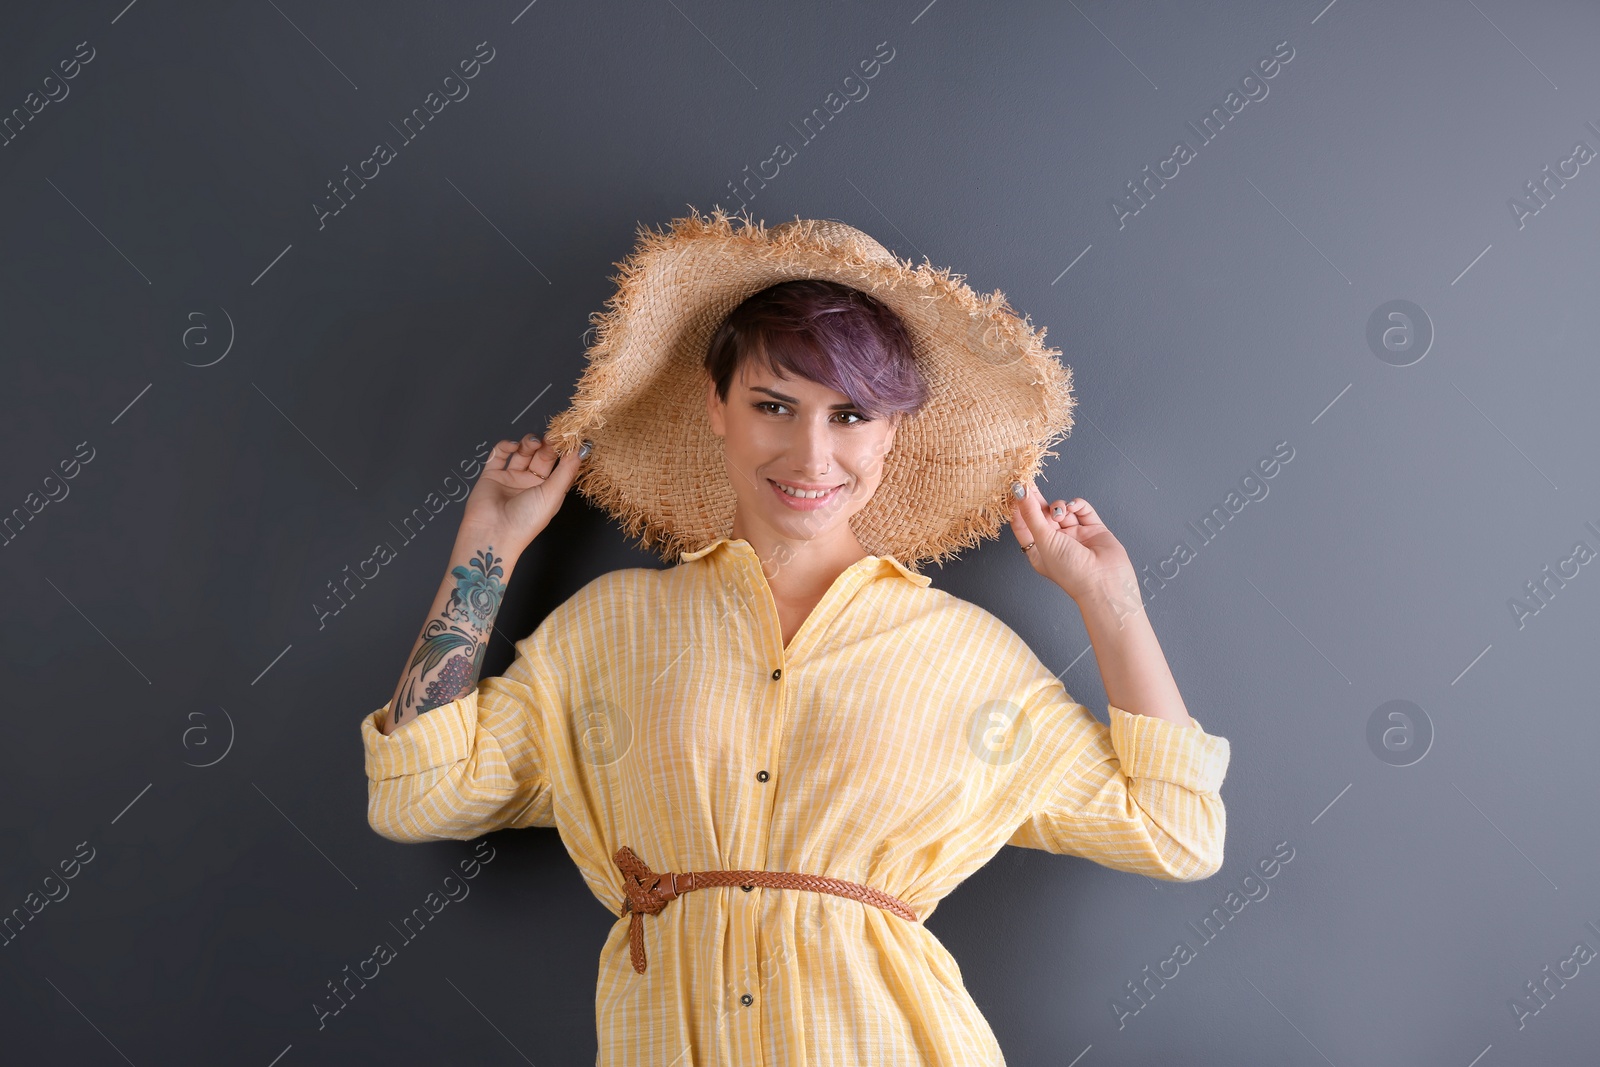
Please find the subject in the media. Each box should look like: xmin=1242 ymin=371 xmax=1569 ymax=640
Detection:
xmin=706 ymin=359 xmax=901 ymax=547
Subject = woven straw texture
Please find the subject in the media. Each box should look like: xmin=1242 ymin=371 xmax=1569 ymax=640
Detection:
xmin=543 ymin=205 xmax=1076 ymax=570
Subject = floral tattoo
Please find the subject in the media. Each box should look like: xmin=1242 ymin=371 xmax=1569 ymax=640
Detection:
xmin=395 ymin=546 xmax=507 ymax=725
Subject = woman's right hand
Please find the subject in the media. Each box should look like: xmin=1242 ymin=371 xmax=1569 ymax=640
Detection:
xmin=460 ymin=432 xmax=588 ymax=551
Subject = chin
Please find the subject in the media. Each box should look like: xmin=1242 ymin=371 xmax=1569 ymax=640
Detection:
xmin=776 ymin=498 xmax=858 ymax=536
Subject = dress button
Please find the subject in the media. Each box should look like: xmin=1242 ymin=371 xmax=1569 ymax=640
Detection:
xmin=771 ymin=668 xmax=782 ymax=681
xmin=756 ymin=770 xmax=769 ymax=782
xmin=740 ymin=993 xmax=754 ymax=1006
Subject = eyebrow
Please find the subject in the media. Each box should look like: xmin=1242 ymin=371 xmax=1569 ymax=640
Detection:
xmin=750 ymin=386 xmax=857 ymax=410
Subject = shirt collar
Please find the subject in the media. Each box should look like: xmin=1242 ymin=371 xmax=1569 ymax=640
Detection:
xmin=679 ymin=537 xmax=932 ymax=588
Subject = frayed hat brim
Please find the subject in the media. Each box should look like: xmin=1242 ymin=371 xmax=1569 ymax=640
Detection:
xmin=544 ymin=205 xmax=1075 ymax=572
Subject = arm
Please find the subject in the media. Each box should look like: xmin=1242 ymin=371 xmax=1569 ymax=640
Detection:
xmin=380 ymin=523 xmax=519 ymax=736
xmin=380 ymin=431 xmax=584 ymax=735
xmin=1076 ymin=567 xmax=1194 ymax=728
xmin=1009 ymin=482 xmax=1193 ymax=727
xmin=363 ymin=626 xmax=562 ymax=843
xmin=1006 ymin=484 xmax=1228 ymax=877
xmin=1004 ymin=686 xmax=1230 ymax=880
xmin=362 ymin=431 xmax=587 ymax=843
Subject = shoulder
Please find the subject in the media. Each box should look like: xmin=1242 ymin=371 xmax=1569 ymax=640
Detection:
xmin=908 ymin=584 xmax=1011 ymax=632
xmin=902 ymin=587 xmax=1057 ymax=684
xmin=571 ymin=564 xmax=661 ymax=599
xmin=514 ymin=565 xmax=662 ymax=655
xmin=560 ymin=565 xmax=665 ymax=617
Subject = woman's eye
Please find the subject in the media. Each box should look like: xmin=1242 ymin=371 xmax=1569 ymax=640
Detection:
xmin=752 ymin=401 xmax=866 ymax=424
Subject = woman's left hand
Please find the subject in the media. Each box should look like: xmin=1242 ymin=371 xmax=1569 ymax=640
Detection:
xmin=1007 ymin=481 xmax=1133 ymax=602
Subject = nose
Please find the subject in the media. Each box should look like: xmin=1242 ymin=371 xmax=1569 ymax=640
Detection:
xmin=788 ymin=416 xmax=834 ymax=479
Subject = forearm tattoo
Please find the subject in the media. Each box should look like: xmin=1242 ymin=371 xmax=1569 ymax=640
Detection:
xmin=393 ymin=546 xmax=507 ymax=727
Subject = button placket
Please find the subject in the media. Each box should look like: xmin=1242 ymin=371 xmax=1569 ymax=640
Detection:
xmin=731 ymin=545 xmax=785 ymax=1050
xmin=759 ymin=653 xmax=785 ymax=873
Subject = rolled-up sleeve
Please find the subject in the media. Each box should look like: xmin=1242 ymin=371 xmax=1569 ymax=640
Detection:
xmin=361 ymin=645 xmax=559 ymax=844
xmin=1006 ymin=697 xmax=1231 ymax=881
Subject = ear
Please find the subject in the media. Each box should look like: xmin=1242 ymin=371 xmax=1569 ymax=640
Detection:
xmin=706 ymin=376 xmax=725 ymax=437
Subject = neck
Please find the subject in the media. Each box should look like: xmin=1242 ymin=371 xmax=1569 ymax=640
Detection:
xmin=729 ymin=513 xmax=870 ymax=600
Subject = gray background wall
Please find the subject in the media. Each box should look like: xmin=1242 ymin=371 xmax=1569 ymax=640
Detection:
xmin=3 ymin=1 xmax=1598 ymax=1063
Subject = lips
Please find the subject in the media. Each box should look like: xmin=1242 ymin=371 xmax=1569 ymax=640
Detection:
xmin=768 ymin=478 xmax=844 ymax=509
xmin=771 ymin=479 xmax=839 ymax=496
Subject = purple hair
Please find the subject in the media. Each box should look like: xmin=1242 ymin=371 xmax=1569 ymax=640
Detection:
xmin=704 ymin=279 xmax=929 ymax=420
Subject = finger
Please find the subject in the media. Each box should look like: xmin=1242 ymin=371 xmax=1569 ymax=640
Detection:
xmin=1006 ymin=494 xmax=1033 ymax=545
xmin=484 ymin=440 xmax=518 ymax=474
xmin=505 ymin=433 xmax=540 ymax=473
xmin=529 ymin=438 xmax=559 ymax=479
xmin=1006 ymin=482 xmax=1042 ymax=545
xmin=1053 ymin=498 xmax=1092 ymax=528
xmin=1039 ymin=485 xmax=1094 ymax=526
xmin=1014 ymin=481 xmax=1056 ymax=544
xmin=544 ymin=436 xmax=587 ymax=495
xmin=1029 ymin=483 xmax=1076 ymax=538
xmin=1069 ymin=498 xmax=1106 ymax=529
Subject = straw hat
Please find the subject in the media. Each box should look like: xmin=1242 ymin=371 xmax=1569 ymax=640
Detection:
xmin=543 ymin=205 xmax=1076 ymax=572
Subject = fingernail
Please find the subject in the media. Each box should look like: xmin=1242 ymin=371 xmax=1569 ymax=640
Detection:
xmin=1011 ymin=481 xmax=1024 ymax=500
xmin=579 ymin=439 xmax=593 ymax=460
xmin=1052 ymin=505 xmax=1064 ymax=518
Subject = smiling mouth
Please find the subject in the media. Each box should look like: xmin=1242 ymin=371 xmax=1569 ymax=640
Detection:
xmin=768 ymin=479 xmax=844 ymax=501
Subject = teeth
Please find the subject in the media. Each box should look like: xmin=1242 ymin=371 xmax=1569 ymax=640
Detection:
xmin=776 ymin=482 xmax=835 ymax=499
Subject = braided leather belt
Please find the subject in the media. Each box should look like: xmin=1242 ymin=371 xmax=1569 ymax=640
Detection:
xmin=614 ymin=845 xmax=919 ymax=974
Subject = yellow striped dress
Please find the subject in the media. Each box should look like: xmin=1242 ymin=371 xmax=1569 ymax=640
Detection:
xmin=361 ymin=536 xmax=1231 ymax=1065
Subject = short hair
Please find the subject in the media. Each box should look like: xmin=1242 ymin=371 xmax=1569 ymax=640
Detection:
xmin=704 ymin=279 xmax=928 ymax=420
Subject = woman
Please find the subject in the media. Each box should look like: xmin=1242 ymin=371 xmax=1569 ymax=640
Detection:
xmin=362 ymin=214 xmax=1230 ymax=1065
